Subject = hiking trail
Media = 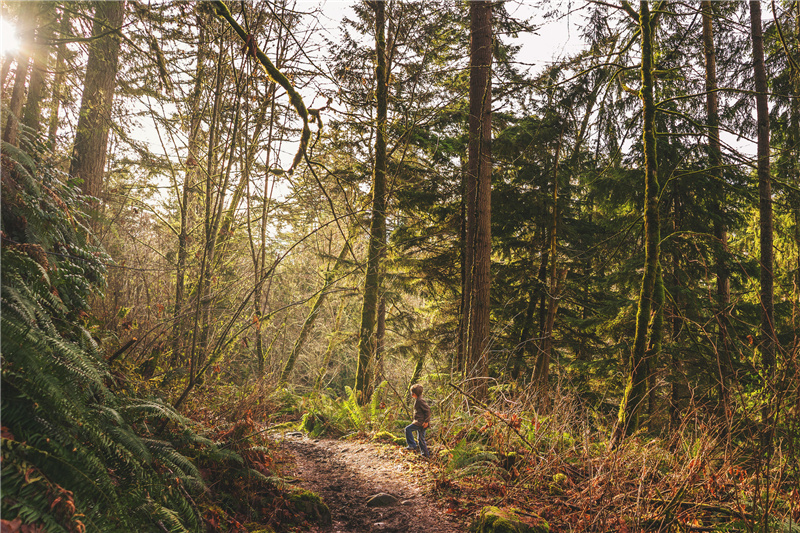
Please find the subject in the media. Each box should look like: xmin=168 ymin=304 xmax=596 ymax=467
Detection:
xmin=278 ymin=433 xmax=468 ymax=533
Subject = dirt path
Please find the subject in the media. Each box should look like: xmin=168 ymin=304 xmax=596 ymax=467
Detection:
xmin=278 ymin=433 xmax=468 ymax=533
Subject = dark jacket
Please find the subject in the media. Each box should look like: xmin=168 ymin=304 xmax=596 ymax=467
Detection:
xmin=412 ymin=397 xmax=431 ymax=426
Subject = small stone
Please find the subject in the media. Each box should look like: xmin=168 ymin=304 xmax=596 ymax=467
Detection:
xmin=366 ymin=493 xmax=399 ymax=507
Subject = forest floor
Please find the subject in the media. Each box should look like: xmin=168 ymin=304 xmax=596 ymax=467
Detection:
xmin=278 ymin=433 xmax=468 ymax=533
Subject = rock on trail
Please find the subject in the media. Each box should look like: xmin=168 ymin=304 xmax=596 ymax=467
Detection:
xmin=279 ymin=434 xmax=466 ymax=533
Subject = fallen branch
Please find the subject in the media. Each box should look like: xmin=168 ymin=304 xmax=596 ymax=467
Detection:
xmin=107 ymin=338 xmax=137 ymax=364
xmin=646 ymin=498 xmax=756 ymax=521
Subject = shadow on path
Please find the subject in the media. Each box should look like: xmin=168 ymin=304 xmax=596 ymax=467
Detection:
xmin=279 ymin=434 xmax=466 ymax=533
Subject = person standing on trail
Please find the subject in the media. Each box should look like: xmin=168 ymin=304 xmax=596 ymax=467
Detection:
xmin=405 ymin=383 xmax=431 ymax=458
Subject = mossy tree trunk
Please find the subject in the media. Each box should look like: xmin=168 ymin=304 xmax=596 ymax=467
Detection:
xmin=612 ymin=0 xmax=662 ymax=446
xmin=355 ymin=0 xmax=387 ymax=404
xmin=792 ymin=4 xmax=800 ymax=355
xmin=172 ymin=8 xmax=206 ymax=366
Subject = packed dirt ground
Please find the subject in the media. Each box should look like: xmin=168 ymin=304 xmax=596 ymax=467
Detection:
xmin=279 ymin=433 xmax=468 ymax=533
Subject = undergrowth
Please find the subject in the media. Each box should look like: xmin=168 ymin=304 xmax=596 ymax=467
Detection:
xmin=287 ymin=377 xmax=799 ymax=533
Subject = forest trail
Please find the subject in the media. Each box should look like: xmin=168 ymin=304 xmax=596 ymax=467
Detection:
xmin=279 ymin=433 xmax=468 ymax=533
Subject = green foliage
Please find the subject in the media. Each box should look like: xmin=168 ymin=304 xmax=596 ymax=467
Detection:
xmin=445 ymin=439 xmax=510 ymax=481
xmin=0 ymin=139 xmax=207 ymax=531
xmin=372 ymin=430 xmax=407 ymax=446
xmin=471 ymin=506 xmax=549 ymax=533
xmin=287 ymin=489 xmax=332 ymax=526
xmin=342 ymin=385 xmax=366 ymax=430
xmin=369 ymin=380 xmax=390 ymax=429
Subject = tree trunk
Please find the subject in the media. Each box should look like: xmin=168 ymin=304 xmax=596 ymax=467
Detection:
xmin=21 ymin=2 xmax=54 ymax=137
xmin=509 ymin=288 xmax=536 ymax=380
xmin=646 ymin=264 xmax=664 ymax=418
xmin=612 ymin=0 xmax=661 ymax=446
xmin=750 ymin=0 xmax=776 ymax=450
xmin=701 ymin=0 xmax=734 ymax=431
xmin=532 ymin=128 xmax=564 ymax=400
xmin=47 ymin=9 xmax=70 ymax=146
xmin=370 ymin=296 xmax=387 ymax=398
xmin=354 ymin=0 xmax=387 ymax=403
xmin=172 ymin=10 xmax=205 ymax=366
xmin=792 ymin=4 xmax=800 ymax=355
xmin=460 ymin=163 xmax=473 ymax=377
xmin=466 ymin=0 xmax=493 ymax=398
xmin=2 ymin=2 xmax=37 ymax=146
xmin=253 ymin=91 xmax=278 ymax=373
xmin=410 ymin=351 xmax=425 ymax=392
xmin=69 ymin=0 xmax=126 ymax=225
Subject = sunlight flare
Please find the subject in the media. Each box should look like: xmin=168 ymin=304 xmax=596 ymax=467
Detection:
xmin=0 ymin=18 xmax=20 ymax=55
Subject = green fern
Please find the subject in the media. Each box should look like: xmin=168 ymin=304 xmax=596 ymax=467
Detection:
xmin=2 ymin=135 xmax=208 ymax=531
xmin=342 ymin=385 xmax=365 ymax=430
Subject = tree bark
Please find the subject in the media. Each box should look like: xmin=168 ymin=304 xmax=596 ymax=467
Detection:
xmin=792 ymin=4 xmax=800 ymax=355
xmin=253 ymin=88 xmax=278 ymax=373
xmin=69 ymin=0 xmax=126 ymax=225
xmin=701 ymin=0 xmax=734 ymax=430
xmin=355 ymin=0 xmax=387 ymax=403
xmin=171 ymin=10 xmax=205 ymax=365
xmin=2 ymin=2 xmax=37 ymax=146
xmin=612 ymin=0 xmax=661 ymax=446
xmin=21 ymin=2 xmax=54 ymax=137
xmin=749 ymin=0 xmax=776 ymax=450
xmin=532 ymin=128 xmax=564 ymax=400
xmin=370 ymin=296 xmax=387 ymax=398
xmin=466 ymin=0 xmax=493 ymax=398
xmin=47 ymin=9 xmax=70 ymax=146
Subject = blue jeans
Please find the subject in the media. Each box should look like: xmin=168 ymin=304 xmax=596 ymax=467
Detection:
xmin=405 ymin=423 xmax=429 ymax=457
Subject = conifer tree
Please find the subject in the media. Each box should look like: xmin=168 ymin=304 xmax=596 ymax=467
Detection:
xmin=69 ymin=0 xmax=126 ymax=226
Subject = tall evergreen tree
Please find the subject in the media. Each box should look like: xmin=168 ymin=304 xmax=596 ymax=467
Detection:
xmin=464 ymin=0 xmax=493 ymax=396
xmin=69 ymin=0 xmax=126 ymax=225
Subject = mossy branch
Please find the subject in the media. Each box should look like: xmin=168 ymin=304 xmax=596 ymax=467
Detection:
xmin=208 ymin=0 xmax=311 ymax=173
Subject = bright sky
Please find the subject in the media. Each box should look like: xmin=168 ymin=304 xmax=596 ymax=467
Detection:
xmin=0 ymin=17 xmax=20 ymax=55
